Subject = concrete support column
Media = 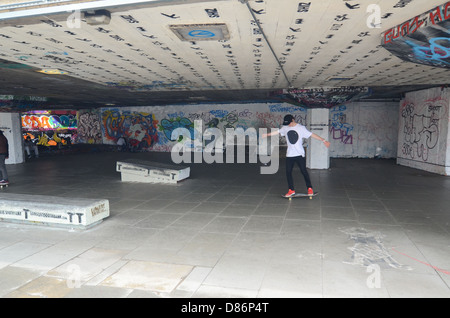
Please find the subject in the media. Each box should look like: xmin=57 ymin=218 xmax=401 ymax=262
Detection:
xmin=446 ymin=100 xmax=450 ymax=176
xmin=306 ymin=108 xmax=329 ymax=169
xmin=0 ymin=113 xmax=24 ymax=164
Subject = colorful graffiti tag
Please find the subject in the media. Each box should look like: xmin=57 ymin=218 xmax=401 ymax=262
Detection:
xmin=330 ymin=105 xmax=353 ymax=145
xmin=102 ymin=109 xmax=158 ymax=151
xmin=22 ymin=111 xmax=77 ymax=147
xmin=22 ymin=113 xmax=77 ymax=130
xmin=159 ymin=117 xmax=195 ymax=141
xmin=406 ymin=37 xmax=450 ymax=67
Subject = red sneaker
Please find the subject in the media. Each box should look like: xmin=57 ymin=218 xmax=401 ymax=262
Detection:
xmin=285 ymin=189 xmax=295 ymax=197
xmin=307 ymin=187 xmax=314 ymax=195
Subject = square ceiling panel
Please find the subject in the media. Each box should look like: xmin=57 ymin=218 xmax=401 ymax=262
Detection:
xmin=169 ymin=23 xmax=230 ymax=41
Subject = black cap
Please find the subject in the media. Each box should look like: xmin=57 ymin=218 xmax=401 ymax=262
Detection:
xmin=282 ymin=114 xmax=294 ymax=125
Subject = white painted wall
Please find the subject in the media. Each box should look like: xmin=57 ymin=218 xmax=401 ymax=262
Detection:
xmin=328 ymin=101 xmax=399 ymax=158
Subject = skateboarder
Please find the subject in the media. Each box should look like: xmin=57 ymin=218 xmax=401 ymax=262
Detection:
xmin=0 ymin=130 xmax=9 ymax=185
xmin=263 ymin=114 xmax=330 ymax=197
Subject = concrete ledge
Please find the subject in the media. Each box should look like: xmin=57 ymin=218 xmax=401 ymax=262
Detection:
xmin=0 ymin=193 xmax=109 ymax=229
xmin=116 ymin=159 xmax=190 ymax=184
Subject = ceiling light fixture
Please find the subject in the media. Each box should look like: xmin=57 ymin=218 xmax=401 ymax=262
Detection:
xmin=37 ymin=69 xmax=68 ymax=75
xmin=170 ymin=23 xmax=229 ymax=41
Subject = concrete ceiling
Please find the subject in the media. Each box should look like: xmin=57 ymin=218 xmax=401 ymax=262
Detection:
xmin=0 ymin=0 xmax=449 ymax=111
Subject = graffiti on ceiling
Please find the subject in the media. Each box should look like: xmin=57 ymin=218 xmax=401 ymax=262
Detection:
xmin=382 ymin=2 xmax=450 ymax=68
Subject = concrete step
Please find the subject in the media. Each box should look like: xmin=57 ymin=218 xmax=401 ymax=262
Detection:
xmin=0 ymin=193 xmax=109 ymax=229
xmin=116 ymin=159 xmax=190 ymax=184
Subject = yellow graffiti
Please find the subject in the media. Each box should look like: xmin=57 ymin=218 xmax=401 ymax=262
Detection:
xmin=37 ymin=133 xmax=60 ymax=146
xmin=37 ymin=134 xmax=48 ymax=146
xmin=52 ymin=132 xmax=62 ymax=144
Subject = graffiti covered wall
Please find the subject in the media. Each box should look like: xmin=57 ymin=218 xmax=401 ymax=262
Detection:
xmin=97 ymin=102 xmax=400 ymax=159
xmin=77 ymin=109 xmax=102 ymax=144
xmin=21 ymin=110 xmax=77 ymax=147
xmin=329 ymin=101 xmax=399 ymax=158
xmin=101 ymin=109 xmax=159 ymax=152
xmin=100 ymin=103 xmax=309 ymax=152
xmin=397 ymin=87 xmax=450 ymax=175
xmin=22 ymin=111 xmax=77 ymax=130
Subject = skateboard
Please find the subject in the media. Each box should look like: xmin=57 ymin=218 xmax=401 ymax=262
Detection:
xmin=0 ymin=183 xmax=8 ymax=189
xmin=282 ymin=192 xmax=318 ymax=200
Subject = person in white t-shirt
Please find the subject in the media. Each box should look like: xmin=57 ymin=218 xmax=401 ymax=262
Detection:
xmin=263 ymin=114 xmax=330 ymax=197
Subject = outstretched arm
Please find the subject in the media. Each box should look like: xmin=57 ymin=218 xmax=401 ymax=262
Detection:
xmin=261 ymin=129 xmax=280 ymax=138
xmin=311 ymin=133 xmax=330 ymax=148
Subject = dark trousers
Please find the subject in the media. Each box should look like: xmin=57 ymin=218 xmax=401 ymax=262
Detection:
xmin=286 ymin=155 xmax=312 ymax=191
xmin=0 ymin=155 xmax=8 ymax=181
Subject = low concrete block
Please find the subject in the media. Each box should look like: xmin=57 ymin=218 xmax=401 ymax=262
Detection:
xmin=0 ymin=193 xmax=109 ymax=229
xmin=116 ymin=159 xmax=190 ymax=184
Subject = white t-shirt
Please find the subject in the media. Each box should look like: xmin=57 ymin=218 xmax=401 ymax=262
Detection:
xmin=279 ymin=124 xmax=312 ymax=157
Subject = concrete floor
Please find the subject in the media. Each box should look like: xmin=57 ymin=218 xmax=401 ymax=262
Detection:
xmin=0 ymin=151 xmax=449 ymax=298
